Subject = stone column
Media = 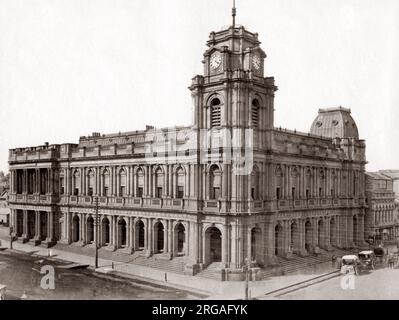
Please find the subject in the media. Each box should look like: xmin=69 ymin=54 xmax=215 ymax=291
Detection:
xmin=130 ymin=217 xmax=135 ymax=252
xmin=358 ymin=213 xmax=365 ymax=244
xmin=298 ymin=219 xmax=307 ymax=256
xmin=81 ymin=213 xmax=86 ymax=245
xmin=167 ymin=220 xmax=173 ymax=258
xmin=221 ymin=224 xmax=228 ymax=268
xmin=247 ymin=225 xmax=252 ymax=261
xmin=115 ymin=167 xmax=120 ymax=197
xmin=313 ymin=217 xmax=319 ymax=250
xmin=46 ymin=211 xmax=54 ymax=245
xmin=34 ymin=211 xmax=41 ymax=242
xmin=347 ymin=214 xmax=354 ymax=247
xmin=285 ymin=220 xmax=292 ymax=256
xmin=112 ymin=215 xmax=117 ymax=250
xmin=146 ymin=218 xmax=153 ymax=256
xmin=325 ymin=217 xmax=331 ymax=249
xmin=264 ymin=219 xmax=275 ymax=265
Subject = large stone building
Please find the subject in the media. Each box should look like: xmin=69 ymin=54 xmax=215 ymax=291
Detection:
xmin=7 ymin=14 xmax=367 ymax=279
xmin=365 ymin=172 xmax=398 ymax=243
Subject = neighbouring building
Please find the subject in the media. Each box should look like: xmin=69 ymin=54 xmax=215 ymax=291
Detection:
xmin=0 ymin=190 xmax=10 ymax=226
xmin=365 ymin=172 xmax=397 ymax=243
xmin=7 ymin=11 xmax=368 ymax=279
xmin=379 ymin=170 xmax=399 ymax=199
xmin=0 ymin=172 xmax=9 ymax=195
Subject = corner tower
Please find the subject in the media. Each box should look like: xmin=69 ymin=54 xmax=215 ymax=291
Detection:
xmin=190 ymin=19 xmax=277 ymax=150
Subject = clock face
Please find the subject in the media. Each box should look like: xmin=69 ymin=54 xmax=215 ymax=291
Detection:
xmin=252 ymin=55 xmax=261 ymax=70
xmin=210 ymin=53 xmax=222 ymax=70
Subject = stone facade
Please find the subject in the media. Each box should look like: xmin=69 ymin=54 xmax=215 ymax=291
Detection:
xmin=8 ymin=23 xmax=367 ymax=278
xmin=365 ymin=172 xmax=398 ymax=243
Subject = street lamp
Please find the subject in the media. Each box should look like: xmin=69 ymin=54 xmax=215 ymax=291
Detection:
xmin=244 ymin=257 xmax=250 ymax=300
xmin=94 ymin=196 xmax=99 ymax=269
xmin=9 ymin=226 xmax=13 ymax=250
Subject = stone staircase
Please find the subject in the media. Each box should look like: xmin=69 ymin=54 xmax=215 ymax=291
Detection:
xmin=51 ymin=242 xmax=359 ymax=281
xmin=258 ymin=247 xmax=357 ymax=279
xmin=127 ymin=254 xmax=187 ymax=274
xmin=52 ymin=243 xmax=187 ymax=274
xmin=196 ymin=262 xmax=224 ymax=280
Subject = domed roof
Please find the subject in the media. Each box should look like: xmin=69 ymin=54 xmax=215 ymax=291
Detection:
xmin=310 ymin=107 xmax=359 ymax=139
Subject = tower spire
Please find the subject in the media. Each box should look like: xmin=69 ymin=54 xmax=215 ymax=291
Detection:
xmin=232 ymin=0 xmax=237 ymax=28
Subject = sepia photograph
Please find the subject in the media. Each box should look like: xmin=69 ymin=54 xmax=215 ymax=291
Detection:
xmin=0 ymin=0 xmax=399 ymax=310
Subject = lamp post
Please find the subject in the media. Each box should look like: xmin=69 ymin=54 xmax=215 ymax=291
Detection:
xmin=244 ymin=257 xmax=250 ymax=300
xmin=9 ymin=226 xmax=13 ymax=249
xmin=94 ymin=196 xmax=99 ymax=269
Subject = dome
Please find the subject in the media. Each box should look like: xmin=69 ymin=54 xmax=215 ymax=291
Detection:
xmin=310 ymin=107 xmax=359 ymax=139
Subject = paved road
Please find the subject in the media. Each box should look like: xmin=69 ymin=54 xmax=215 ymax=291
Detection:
xmin=0 ymin=250 xmax=201 ymax=300
xmin=282 ymin=266 xmax=399 ymax=300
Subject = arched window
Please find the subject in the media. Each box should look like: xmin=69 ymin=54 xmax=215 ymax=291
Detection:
xmin=102 ymin=169 xmax=110 ymax=196
xmin=72 ymin=170 xmax=80 ymax=196
xmin=87 ymin=170 xmax=94 ymax=196
xmin=251 ymin=99 xmax=260 ymax=128
xmin=305 ymin=168 xmax=312 ymax=199
xmin=290 ymin=167 xmax=299 ymax=199
xmin=251 ymin=166 xmax=260 ymax=200
xmin=319 ymin=169 xmax=325 ymax=197
xmin=119 ymin=169 xmax=127 ymax=196
xmin=209 ymin=165 xmax=221 ymax=200
xmin=136 ymin=168 xmax=144 ymax=197
xmin=210 ymin=98 xmax=221 ymax=128
xmin=176 ymin=167 xmax=185 ymax=199
xmin=59 ymin=174 xmax=65 ymax=195
xmin=155 ymin=167 xmax=164 ymax=198
xmin=275 ymin=166 xmax=283 ymax=200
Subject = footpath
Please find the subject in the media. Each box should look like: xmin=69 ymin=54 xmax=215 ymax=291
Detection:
xmin=0 ymin=230 xmax=337 ymax=300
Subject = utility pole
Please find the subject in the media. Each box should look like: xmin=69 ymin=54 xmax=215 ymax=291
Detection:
xmin=244 ymin=257 xmax=249 ymax=300
xmin=94 ymin=196 xmax=99 ymax=269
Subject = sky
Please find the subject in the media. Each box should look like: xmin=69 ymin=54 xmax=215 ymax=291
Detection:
xmin=0 ymin=0 xmax=398 ymax=173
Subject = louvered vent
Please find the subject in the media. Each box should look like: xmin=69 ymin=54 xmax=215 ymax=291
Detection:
xmin=210 ymin=98 xmax=221 ymax=128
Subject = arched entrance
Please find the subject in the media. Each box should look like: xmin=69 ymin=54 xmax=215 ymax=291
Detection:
xmin=205 ymin=227 xmax=222 ymax=264
xmin=305 ymin=220 xmax=312 ymax=252
xmin=118 ymin=219 xmax=127 ymax=248
xmin=290 ymin=222 xmax=299 ymax=254
xmin=135 ymin=220 xmax=145 ymax=250
xmin=16 ymin=210 xmax=23 ymax=236
xmin=318 ymin=219 xmax=324 ymax=248
xmin=353 ymin=215 xmax=358 ymax=245
xmin=72 ymin=215 xmax=80 ymax=243
xmin=251 ymin=227 xmax=263 ymax=264
xmin=275 ymin=224 xmax=283 ymax=256
xmin=87 ymin=216 xmax=94 ymax=243
xmin=40 ymin=212 xmax=47 ymax=240
xmin=101 ymin=217 xmax=110 ymax=246
xmin=330 ymin=217 xmax=337 ymax=247
xmin=174 ymin=223 xmax=186 ymax=255
xmin=154 ymin=221 xmax=164 ymax=253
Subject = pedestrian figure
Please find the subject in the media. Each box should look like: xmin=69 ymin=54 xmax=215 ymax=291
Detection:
xmin=331 ymin=255 xmax=337 ymax=268
xmin=388 ymin=253 xmax=394 ymax=269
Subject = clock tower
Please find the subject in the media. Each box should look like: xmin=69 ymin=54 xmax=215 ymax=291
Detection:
xmin=189 ymin=17 xmax=278 ymax=152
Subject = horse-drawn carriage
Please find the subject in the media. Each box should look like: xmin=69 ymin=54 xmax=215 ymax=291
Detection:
xmin=373 ymin=247 xmax=388 ymax=266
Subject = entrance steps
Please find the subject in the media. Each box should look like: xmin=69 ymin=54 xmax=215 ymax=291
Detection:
xmin=127 ymin=254 xmax=187 ymax=274
xmin=258 ymin=247 xmax=357 ymax=279
xmin=196 ymin=262 xmax=224 ymax=280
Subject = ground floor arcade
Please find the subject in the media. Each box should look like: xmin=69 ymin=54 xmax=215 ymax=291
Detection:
xmin=9 ymin=207 xmax=366 ymax=276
